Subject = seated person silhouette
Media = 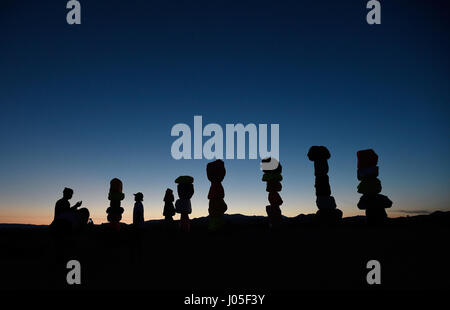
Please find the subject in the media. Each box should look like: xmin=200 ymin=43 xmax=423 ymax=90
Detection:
xmin=51 ymin=187 xmax=89 ymax=234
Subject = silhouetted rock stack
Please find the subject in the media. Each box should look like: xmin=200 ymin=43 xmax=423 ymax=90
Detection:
xmin=307 ymin=146 xmax=342 ymax=224
xmin=163 ymin=188 xmax=176 ymax=222
xmin=175 ymin=176 xmax=194 ymax=232
xmin=106 ymin=178 xmax=125 ymax=231
xmin=261 ymin=157 xmax=283 ymax=228
xmin=207 ymin=159 xmax=228 ymax=231
xmin=356 ymin=149 xmax=392 ymax=225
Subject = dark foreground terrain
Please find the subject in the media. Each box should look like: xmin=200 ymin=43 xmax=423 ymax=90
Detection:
xmin=0 ymin=211 xmax=449 ymax=294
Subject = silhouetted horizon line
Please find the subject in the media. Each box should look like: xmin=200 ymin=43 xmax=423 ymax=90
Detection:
xmin=1 ymin=210 xmax=446 ymax=227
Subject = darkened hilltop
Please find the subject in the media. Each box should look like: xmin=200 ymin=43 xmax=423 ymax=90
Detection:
xmin=356 ymin=149 xmax=392 ymax=225
xmin=261 ymin=157 xmax=284 ymax=229
xmin=207 ymin=159 xmax=228 ymax=231
xmin=307 ymin=146 xmax=343 ymax=224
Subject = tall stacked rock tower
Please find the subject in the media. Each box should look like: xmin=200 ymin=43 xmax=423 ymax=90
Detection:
xmin=261 ymin=157 xmax=283 ymax=228
xmin=356 ymin=149 xmax=392 ymax=225
xmin=106 ymin=178 xmax=125 ymax=231
xmin=307 ymin=146 xmax=342 ymax=223
xmin=175 ymin=176 xmax=194 ymax=232
xmin=207 ymin=159 xmax=228 ymax=231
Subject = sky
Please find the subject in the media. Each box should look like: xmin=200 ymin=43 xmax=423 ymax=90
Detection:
xmin=0 ymin=0 xmax=449 ymax=224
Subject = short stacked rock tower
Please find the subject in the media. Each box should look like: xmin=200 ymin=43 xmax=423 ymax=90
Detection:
xmin=106 ymin=178 xmax=125 ymax=231
xmin=207 ymin=159 xmax=228 ymax=231
xmin=175 ymin=176 xmax=194 ymax=232
xmin=261 ymin=157 xmax=283 ymax=229
xmin=356 ymin=149 xmax=392 ymax=225
xmin=307 ymin=146 xmax=342 ymax=224
xmin=163 ymin=188 xmax=176 ymax=222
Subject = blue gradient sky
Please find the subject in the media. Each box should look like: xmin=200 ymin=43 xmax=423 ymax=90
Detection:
xmin=1 ymin=0 xmax=449 ymax=224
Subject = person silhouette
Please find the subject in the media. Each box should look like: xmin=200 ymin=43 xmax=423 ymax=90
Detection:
xmin=54 ymin=187 xmax=82 ymax=219
xmin=51 ymin=187 xmax=89 ymax=234
xmin=131 ymin=192 xmax=145 ymax=261
xmin=133 ymin=192 xmax=145 ymax=228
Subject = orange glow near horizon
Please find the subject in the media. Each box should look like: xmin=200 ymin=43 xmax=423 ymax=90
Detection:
xmin=0 ymin=203 xmax=428 ymax=225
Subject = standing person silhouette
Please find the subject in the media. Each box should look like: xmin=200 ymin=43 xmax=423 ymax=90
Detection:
xmin=133 ymin=192 xmax=145 ymax=228
xmin=131 ymin=192 xmax=145 ymax=262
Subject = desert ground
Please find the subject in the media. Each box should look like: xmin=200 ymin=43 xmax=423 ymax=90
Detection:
xmin=0 ymin=211 xmax=449 ymax=294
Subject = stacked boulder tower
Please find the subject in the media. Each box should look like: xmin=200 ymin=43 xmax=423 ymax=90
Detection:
xmin=174 ymin=176 xmax=194 ymax=232
xmin=356 ymin=149 xmax=392 ymax=225
xmin=106 ymin=178 xmax=125 ymax=231
xmin=99 ymin=149 xmax=392 ymax=230
xmin=307 ymin=146 xmax=342 ymax=223
xmin=206 ymin=159 xmax=228 ymax=231
xmin=261 ymin=157 xmax=283 ymax=228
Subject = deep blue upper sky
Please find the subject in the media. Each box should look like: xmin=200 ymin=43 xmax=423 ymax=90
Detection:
xmin=0 ymin=0 xmax=449 ymax=223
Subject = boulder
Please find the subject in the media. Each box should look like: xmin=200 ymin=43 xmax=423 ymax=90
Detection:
xmin=175 ymin=199 xmax=192 ymax=214
xmin=177 ymin=183 xmax=194 ymax=200
xmin=266 ymin=205 xmax=282 ymax=219
xmin=315 ymin=185 xmax=331 ymax=196
xmin=208 ymin=198 xmax=228 ymax=216
xmin=314 ymin=175 xmax=330 ymax=186
xmin=266 ymin=180 xmax=282 ymax=192
xmin=206 ymin=159 xmax=226 ymax=182
xmin=357 ymin=149 xmax=378 ymax=169
xmin=109 ymin=200 xmax=121 ymax=208
xmin=109 ymin=178 xmax=123 ymax=193
xmin=314 ymin=159 xmax=329 ymax=176
xmin=108 ymin=192 xmax=125 ymax=201
xmin=316 ymin=195 xmax=337 ymax=210
xmin=268 ymin=191 xmax=283 ymax=206
xmin=262 ymin=173 xmax=283 ymax=182
xmin=357 ymin=166 xmax=379 ymax=180
xmin=106 ymin=206 xmax=124 ymax=223
xmin=307 ymin=146 xmax=331 ymax=161
xmin=357 ymin=194 xmax=392 ymax=210
xmin=357 ymin=178 xmax=382 ymax=195
xmin=208 ymin=182 xmax=225 ymax=199
xmin=175 ymin=175 xmax=194 ymax=184
xmin=261 ymin=157 xmax=282 ymax=174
